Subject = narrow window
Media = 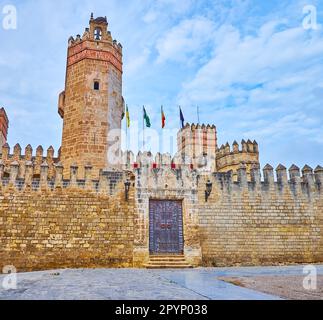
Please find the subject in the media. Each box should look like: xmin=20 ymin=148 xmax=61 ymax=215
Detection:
xmin=94 ymin=27 xmax=102 ymax=40
xmin=94 ymin=81 xmax=100 ymax=91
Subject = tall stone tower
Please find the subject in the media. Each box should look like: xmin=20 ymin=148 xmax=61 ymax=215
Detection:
xmin=0 ymin=108 xmax=9 ymax=147
xmin=177 ymin=123 xmax=218 ymax=171
xmin=58 ymin=14 xmax=124 ymax=178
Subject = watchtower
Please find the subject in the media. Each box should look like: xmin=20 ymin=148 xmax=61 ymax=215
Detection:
xmin=59 ymin=14 xmax=124 ymax=177
xmin=177 ymin=123 xmax=218 ymax=171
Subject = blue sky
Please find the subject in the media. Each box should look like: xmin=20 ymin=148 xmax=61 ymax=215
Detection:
xmin=0 ymin=0 xmax=322 ymax=168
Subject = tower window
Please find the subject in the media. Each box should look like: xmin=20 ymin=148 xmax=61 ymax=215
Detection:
xmin=94 ymin=27 xmax=102 ymax=40
xmin=94 ymin=81 xmax=100 ymax=91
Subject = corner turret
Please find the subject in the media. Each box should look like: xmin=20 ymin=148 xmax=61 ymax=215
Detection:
xmin=216 ymin=139 xmax=260 ymax=179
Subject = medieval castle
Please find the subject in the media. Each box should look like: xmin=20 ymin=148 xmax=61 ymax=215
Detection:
xmin=0 ymin=15 xmax=322 ymax=271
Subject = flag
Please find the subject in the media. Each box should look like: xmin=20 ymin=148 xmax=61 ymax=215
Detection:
xmin=121 ymin=99 xmax=126 ymax=120
xmin=161 ymin=106 xmax=166 ymax=129
xmin=179 ymin=107 xmax=185 ymax=129
xmin=126 ymin=105 xmax=130 ymax=128
xmin=143 ymin=107 xmax=151 ymax=128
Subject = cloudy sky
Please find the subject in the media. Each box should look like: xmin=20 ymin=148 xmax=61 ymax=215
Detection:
xmin=0 ymin=0 xmax=322 ymax=168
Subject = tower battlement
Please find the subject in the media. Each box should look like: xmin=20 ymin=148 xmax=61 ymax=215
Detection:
xmin=66 ymin=14 xmax=123 ymax=69
xmin=216 ymin=140 xmax=259 ymax=178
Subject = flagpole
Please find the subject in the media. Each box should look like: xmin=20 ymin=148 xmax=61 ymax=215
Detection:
xmin=143 ymin=106 xmax=145 ymax=151
xmin=197 ymin=106 xmax=200 ymax=124
xmin=126 ymin=109 xmax=128 ymax=151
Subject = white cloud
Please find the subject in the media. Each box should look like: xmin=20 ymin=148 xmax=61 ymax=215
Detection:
xmin=124 ymin=48 xmax=151 ymax=75
xmin=156 ymin=17 xmax=216 ymax=64
xmin=142 ymin=11 xmax=157 ymax=24
xmin=176 ymin=18 xmax=323 ymax=152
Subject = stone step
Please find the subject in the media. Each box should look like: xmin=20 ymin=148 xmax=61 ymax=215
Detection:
xmin=147 ymin=261 xmax=189 ymax=265
xmin=149 ymin=257 xmax=187 ymax=262
xmin=145 ymin=265 xmax=193 ymax=269
xmin=144 ymin=255 xmax=193 ymax=269
xmin=149 ymin=255 xmax=185 ymax=258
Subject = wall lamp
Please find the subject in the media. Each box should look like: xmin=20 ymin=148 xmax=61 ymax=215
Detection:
xmin=124 ymin=180 xmax=131 ymax=201
xmin=205 ymin=180 xmax=213 ymax=202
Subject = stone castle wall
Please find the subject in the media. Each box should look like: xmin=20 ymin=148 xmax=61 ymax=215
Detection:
xmin=0 ymin=153 xmax=322 ymax=272
xmin=197 ymin=165 xmax=323 ymax=266
xmin=0 ymin=165 xmax=135 ymax=272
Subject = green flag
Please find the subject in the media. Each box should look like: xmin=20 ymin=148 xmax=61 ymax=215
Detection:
xmin=143 ymin=107 xmax=151 ymax=128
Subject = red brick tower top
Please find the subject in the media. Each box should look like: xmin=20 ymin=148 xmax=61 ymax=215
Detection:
xmin=0 ymin=107 xmax=9 ymax=147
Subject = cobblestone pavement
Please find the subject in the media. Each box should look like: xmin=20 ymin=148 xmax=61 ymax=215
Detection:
xmin=0 ymin=265 xmax=322 ymax=300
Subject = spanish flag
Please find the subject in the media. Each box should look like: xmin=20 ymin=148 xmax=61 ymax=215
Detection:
xmin=161 ymin=106 xmax=166 ymax=129
xmin=126 ymin=105 xmax=130 ymax=128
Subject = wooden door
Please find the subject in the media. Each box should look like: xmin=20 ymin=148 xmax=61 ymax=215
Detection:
xmin=149 ymin=200 xmax=184 ymax=254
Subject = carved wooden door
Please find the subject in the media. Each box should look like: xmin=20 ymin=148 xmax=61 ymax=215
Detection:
xmin=149 ymin=200 xmax=184 ymax=254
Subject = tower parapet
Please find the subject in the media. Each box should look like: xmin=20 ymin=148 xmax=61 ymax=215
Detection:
xmin=216 ymin=140 xmax=259 ymax=179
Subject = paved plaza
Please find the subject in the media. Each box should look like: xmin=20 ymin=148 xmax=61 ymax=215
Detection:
xmin=1 ymin=265 xmax=322 ymax=300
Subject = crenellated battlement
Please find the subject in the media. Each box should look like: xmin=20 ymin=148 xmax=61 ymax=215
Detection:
xmin=217 ymin=139 xmax=258 ymax=158
xmin=208 ymin=163 xmax=322 ymax=196
xmin=180 ymin=123 xmax=217 ymax=131
xmin=216 ymin=140 xmax=259 ymax=176
xmin=67 ymin=14 xmax=123 ymax=54
xmin=133 ymin=161 xmax=322 ymax=198
xmin=121 ymin=150 xmax=194 ymax=170
xmin=0 ymin=143 xmax=61 ymax=179
xmin=117 ymin=151 xmax=323 ymax=197
xmin=0 ymin=160 xmax=130 ymax=195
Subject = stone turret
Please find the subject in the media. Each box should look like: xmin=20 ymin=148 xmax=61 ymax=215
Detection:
xmin=216 ymin=140 xmax=260 ymax=180
xmin=177 ymin=123 xmax=217 ymax=172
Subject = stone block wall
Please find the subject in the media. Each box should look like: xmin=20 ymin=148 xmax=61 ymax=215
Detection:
xmin=0 ymin=165 xmax=135 ymax=272
xmin=197 ymin=165 xmax=323 ymax=266
xmin=0 ymin=152 xmax=322 ymax=272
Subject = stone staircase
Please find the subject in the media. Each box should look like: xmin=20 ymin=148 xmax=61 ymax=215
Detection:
xmin=144 ymin=255 xmax=193 ymax=269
